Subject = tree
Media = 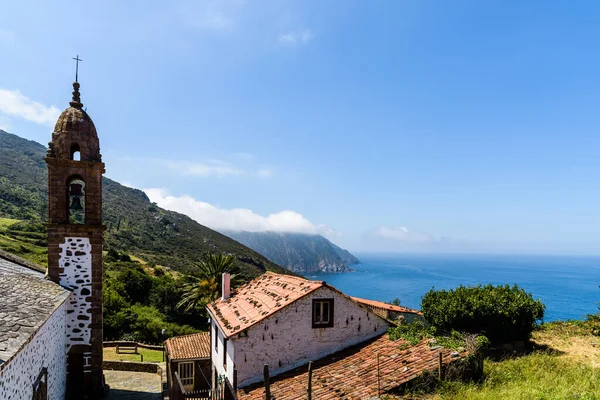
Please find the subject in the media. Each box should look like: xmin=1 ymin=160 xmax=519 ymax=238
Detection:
xmin=176 ymin=252 xmax=242 ymax=313
xmin=388 ymin=298 xmax=401 ymax=306
xmin=421 ymin=284 xmax=545 ymax=344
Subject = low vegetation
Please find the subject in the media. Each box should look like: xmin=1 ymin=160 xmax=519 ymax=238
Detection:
xmin=387 ymin=283 xmax=598 ymax=400
xmin=421 ymin=284 xmax=545 ymax=344
xmin=425 ymin=318 xmax=600 ymax=399
xmin=389 ymin=321 xmax=488 ymax=351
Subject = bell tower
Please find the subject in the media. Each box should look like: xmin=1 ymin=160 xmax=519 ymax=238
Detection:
xmin=46 ymin=79 xmax=105 ymax=398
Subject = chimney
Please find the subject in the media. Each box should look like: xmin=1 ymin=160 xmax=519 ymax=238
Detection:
xmin=222 ymin=273 xmax=231 ymax=300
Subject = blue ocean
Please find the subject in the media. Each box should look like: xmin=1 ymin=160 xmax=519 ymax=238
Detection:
xmin=304 ymin=253 xmax=600 ymax=322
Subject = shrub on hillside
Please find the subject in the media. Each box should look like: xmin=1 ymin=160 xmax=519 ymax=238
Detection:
xmin=421 ymin=284 xmax=545 ymax=343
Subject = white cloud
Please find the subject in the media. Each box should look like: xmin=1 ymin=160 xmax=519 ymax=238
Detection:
xmin=278 ymin=29 xmax=314 ymax=45
xmin=166 ymin=160 xmax=243 ymax=177
xmin=177 ymin=0 xmax=246 ymax=32
xmin=145 ymin=188 xmax=336 ymax=236
xmin=0 ymin=89 xmax=61 ymax=127
xmin=161 ymin=158 xmax=273 ymax=178
xmin=372 ymin=226 xmax=434 ymax=243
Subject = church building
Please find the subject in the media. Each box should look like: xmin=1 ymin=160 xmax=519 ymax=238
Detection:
xmin=0 ymin=79 xmax=106 ymax=399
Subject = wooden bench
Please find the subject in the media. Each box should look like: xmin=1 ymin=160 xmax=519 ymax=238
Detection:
xmin=116 ymin=344 xmax=138 ymax=354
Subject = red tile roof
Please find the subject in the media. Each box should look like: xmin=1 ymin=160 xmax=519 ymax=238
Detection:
xmin=207 ymin=272 xmax=324 ymax=338
xmin=351 ymin=297 xmax=423 ymax=316
xmin=237 ymin=334 xmax=466 ymax=400
xmin=165 ymin=332 xmax=210 ymax=361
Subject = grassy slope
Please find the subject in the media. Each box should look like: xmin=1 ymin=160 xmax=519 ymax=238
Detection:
xmin=0 ymin=217 xmax=47 ymax=265
xmin=426 ymin=321 xmax=600 ymax=399
xmin=0 ymin=129 xmax=289 ymax=277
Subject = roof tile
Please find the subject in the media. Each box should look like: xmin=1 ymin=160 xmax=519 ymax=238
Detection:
xmin=351 ymin=297 xmax=423 ymax=315
xmin=207 ymin=272 xmax=323 ymax=338
xmin=165 ymin=332 xmax=210 ymax=361
xmin=238 ymin=334 xmax=467 ymax=399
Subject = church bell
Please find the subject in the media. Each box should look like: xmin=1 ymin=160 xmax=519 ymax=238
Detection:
xmin=69 ymin=183 xmax=84 ymax=211
xmin=70 ymin=196 xmax=83 ymax=211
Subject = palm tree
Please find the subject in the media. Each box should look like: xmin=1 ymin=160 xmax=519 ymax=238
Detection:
xmin=177 ymin=252 xmax=241 ymax=312
xmin=176 ymin=276 xmax=219 ymax=313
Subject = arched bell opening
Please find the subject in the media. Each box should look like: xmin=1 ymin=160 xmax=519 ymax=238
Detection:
xmin=67 ymin=176 xmax=85 ymax=224
xmin=70 ymin=143 xmax=81 ymax=161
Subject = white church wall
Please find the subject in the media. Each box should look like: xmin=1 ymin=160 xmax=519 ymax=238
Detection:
xmin=0 ymin=300 xmax=67 ymax=400
xmin=59 ymin=237 xmax=92 ymax=354
xmin=233 ymin=286 xmax=389 ymax=388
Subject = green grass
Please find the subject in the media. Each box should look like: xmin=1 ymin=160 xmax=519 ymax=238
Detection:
xmin=0 ymin=217 xmax=20 ymax=228
xmin=0 ymin=217 xmax=47 ymax=266
xmin=413 ymin=320 xmax=600 ymax=400
xmin=103 ymin=347 xmax=165 ymax=363
xmin=432 ymin=352 xmax=600 ymax=400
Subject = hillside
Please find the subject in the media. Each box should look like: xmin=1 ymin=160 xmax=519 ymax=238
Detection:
xmin=0 ymin=129 xmax=289 ymax=277
xmin=225 ymin=231 xmax=359 ymax=273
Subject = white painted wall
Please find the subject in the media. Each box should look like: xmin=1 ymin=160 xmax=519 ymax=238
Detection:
xmin=0 ymin=300 xmax=67 ymax=400
xmin=212 ymin=320 xmax=236 ymax=384
xmin=212 ymin=321 xmax=225 ymax=378
xmin=232 ymin=287 xmax=388 ymax=388
xmin=59 ymin=237 xmax=92 ymax=353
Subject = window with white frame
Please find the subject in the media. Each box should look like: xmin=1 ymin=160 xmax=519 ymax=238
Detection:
xmin=178 ymin=361 xmax=195 ymax=392
xmin=312 ymin=298 xmax=334 ymax=328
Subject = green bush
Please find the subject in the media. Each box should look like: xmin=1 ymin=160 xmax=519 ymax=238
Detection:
xmin=421 ymin=284 xmax=545 ymax=344
xmin=389 ymin=320 xmax=435 ymax=345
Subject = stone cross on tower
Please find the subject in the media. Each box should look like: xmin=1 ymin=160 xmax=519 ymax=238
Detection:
xmin=45 ymin=69 xmax=105 ymax=398
xmin=73 ymin=55 xmax=82 ymax=83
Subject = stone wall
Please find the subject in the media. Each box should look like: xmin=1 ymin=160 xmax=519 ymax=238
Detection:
xmin=103 ymin=361 xmax=162 ymax=374
xmin=0 ymin=301 xmax=67 ymax=400
xmin=229 ymin=286 xmax=389 ymax=388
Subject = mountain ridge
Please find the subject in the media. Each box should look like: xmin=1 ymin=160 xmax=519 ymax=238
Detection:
xmin=224 ymin=230 xmax=359 ymax=274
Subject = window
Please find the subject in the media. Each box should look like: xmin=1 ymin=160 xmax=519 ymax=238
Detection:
xmin=178 ymin=361 xmax=195 ymax=392
xmin=32 ymin=367 xmax=47 ymax=400
xmin=214 ymin=324 xmax=218 ymax=353
xmin=223 ymin=338 xmax=228 ymax=369
xmin=70 ymin=143 xmax=81 ymax=161
xmin=312 ymin=298 xmax=334 ymax=328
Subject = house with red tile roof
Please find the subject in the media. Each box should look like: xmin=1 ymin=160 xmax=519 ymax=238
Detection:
xmin=165 ymin=332 xmax=211 ymax=398
xmin=206 ymin=272 xmax=394 ymax=394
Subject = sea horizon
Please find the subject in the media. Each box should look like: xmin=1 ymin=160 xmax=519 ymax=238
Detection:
xmin=304 ymin=252 xmax=600 ymax=322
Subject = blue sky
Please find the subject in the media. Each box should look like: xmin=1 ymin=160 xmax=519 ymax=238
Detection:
xmin=2 ymin=0 xmax=600 ymax=254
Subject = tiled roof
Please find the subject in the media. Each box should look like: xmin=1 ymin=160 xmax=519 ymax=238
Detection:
xmin=207 ymin=272 xmax=324 ymax=338
xmin=165 ymin=332 xmax=210 ymax=361
xmin=351 ymin=297 xmax=423 ymax=316
xmin=0 ymin=256 xmax=70 ymax=367
xmin=237 ymin=334 xmax=466 ymax=400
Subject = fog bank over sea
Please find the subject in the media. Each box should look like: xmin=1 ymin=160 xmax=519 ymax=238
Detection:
xmin=304 ymin=253 xmax=600 ymax=322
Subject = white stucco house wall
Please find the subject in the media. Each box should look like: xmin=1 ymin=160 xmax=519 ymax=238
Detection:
xmin=0 ymin=254 xmax=71 ymax=400
xmin=207 ymin=272 xmax=390 ymax=390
